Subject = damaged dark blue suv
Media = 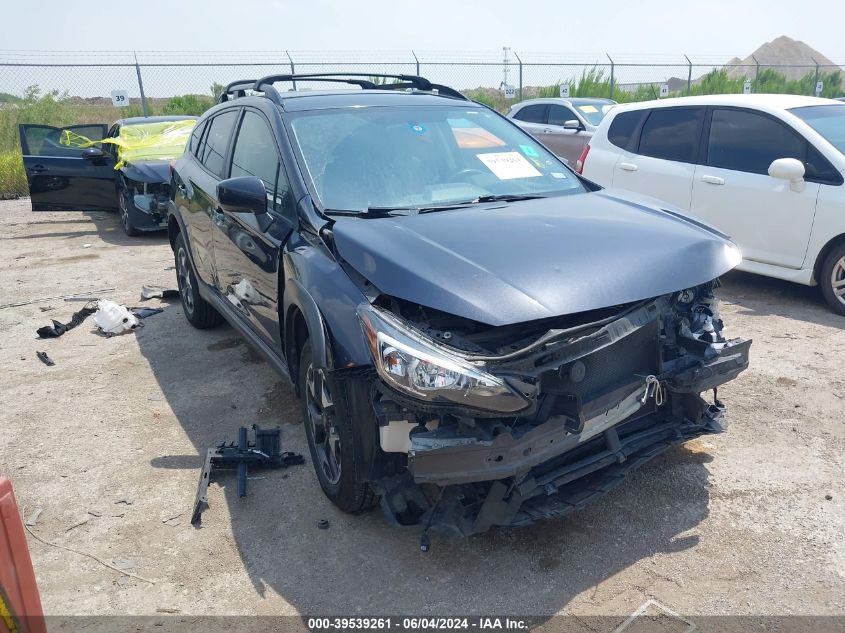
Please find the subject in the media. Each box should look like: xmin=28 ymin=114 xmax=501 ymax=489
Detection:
xmin=167 ymin=74 xmax=751 ymax=536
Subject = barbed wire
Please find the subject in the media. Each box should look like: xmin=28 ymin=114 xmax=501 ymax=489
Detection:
xmin=1 ymin=49 xmax=844 ymax=66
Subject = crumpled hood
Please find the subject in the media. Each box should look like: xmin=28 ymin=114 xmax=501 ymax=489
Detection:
xmin=332 ymin=191 xmax=741 ymax=326
xmin=120 ymin=160 xmax=170 ymax=183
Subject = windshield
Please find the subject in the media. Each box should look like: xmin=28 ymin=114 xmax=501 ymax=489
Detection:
xmin=287 ymin=105 xmax=585 ymax=213
xmin=575 ymin=102 xmax=615 ymax=126
xmin=789 ymin=104 xmax=845 ymax=155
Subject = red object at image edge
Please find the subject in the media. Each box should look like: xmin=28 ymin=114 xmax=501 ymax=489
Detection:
xmin=0 ymin=478 xmax=45 ymax=633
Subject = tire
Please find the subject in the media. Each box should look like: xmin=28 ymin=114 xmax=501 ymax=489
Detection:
xmin=820 ymin=242 xmax=845 ymax=316
xmin=299 ymin=339 xmax=377 ymax=513
xmin=174 ymin=232 xmax=223 ymax=329
xmin=117 ymin=184 xmax=140 ymax=237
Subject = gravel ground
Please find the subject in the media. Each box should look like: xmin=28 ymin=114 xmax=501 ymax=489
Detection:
xmin=0 ymin=198 xmax=843 ymax=626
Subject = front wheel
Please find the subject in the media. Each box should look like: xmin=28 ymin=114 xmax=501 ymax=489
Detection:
xmin=174 ymin=232 xmax=222 ymax=329
xmin=299 ymin=339 xmax=377 ymax=513
xmin=820 ymin=243 xmax=845 ymax=316
xmin=117 ymin=184 xmax=140 ymax=237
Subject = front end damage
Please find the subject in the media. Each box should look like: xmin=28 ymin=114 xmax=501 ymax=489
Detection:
xmin=356 ymin=282 xmax=750 ymax=536
xmin=119 ymin=162 xmax=172 ymax=230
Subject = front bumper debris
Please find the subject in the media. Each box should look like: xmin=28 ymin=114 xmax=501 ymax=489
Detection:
xmin=378 ymin=396 xmax=729 ymax=536
xmin=407 ymin=337 xmax=749 ymax=486
xmin=370 ymin=284 xmax=751 ymax=536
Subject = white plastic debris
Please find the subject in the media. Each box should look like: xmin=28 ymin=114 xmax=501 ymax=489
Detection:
xmin=94 ymin=300 xmax=139 ymax=335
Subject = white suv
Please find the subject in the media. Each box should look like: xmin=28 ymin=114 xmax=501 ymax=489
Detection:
xmin=580 ymin=94 xmax=845 ymax=314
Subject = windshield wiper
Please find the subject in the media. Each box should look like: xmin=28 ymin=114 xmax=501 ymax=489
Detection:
xmin=325 ymin=204 xmax=472 ymax=218
xmin=324 ymin=195 xmax=546 ymax=218
xmin=470 ymin=194 xmax=547 ymax=203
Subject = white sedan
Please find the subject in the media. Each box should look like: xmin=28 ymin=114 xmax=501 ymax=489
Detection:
xmin=579 ymin=94 xmax=845 ymax=314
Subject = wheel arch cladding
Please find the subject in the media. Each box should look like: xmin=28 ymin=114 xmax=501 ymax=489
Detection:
xmin=168 ymin=215 xmax=181 ymax=250
xmin=284 ymin=278 xmax=330 ymax=377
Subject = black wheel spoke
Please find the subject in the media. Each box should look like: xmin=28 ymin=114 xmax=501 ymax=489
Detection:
xmin=304 ymin=363 xmax=341 ymax=485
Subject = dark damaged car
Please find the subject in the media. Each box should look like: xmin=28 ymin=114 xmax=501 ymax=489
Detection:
xmin=19 ymin=116 xmax=195 ymax=235
xmin=168 ymin=74 xmax=751 ymax=536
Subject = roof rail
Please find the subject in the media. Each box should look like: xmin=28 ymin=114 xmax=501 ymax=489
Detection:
xmin=251 ymin=73 xmax=468 ymax=104
xmin=219 ymin=79 xmax=258 ymax=103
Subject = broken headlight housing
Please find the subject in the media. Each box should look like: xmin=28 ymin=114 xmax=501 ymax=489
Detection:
xmin=357 ymin=304 xmax=529 ymax=413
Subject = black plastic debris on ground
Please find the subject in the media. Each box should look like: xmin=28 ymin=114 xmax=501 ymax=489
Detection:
xmin=191 ymin=425 xmax=304 ymax=526
xmin=36 ymin=351 xmax=55 ymax=366
xmin=131 ymin=307 xmax=164 ymax=319
xmin=36 ymin=300 xmax=98 ymax=338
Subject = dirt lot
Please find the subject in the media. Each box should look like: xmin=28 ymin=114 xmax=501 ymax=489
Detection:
xmin=1 ymin=198 xmax=843 ymax=625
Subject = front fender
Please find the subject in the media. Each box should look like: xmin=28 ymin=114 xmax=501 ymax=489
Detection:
xmin=282 ymin=241 xmax=373 ymax=372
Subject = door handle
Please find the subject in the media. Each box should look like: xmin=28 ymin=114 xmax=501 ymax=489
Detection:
xmin=28 ymin=164 xmax=47 ymax=173
xmin=619 ymin=162 xmax=638 ymax=172
xmin=701 ymin=175 xmax=725 ymax=185
xmin=542 ymin=128 xmax=552 ymax=134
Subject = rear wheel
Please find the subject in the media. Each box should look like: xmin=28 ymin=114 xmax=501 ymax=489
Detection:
xmin=174 ymin=232 xmax=222 ymax=329
xmin=117 ymin=184 xmax=140 ymax=237
xmin=299 ymin=339 xmax=377 ymax=513
xmin=820 ymin=243 xmax=845 ymax=316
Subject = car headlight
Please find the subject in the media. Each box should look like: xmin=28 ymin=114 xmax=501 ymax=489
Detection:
xmin=357 ymin=304 xmax=529 ymax=414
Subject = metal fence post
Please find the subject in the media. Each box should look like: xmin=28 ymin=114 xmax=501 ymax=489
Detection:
xmin=812 ymin=57 xmax=819 ymax=96
xmin=752 ymin=55 xmax=759 ymax=91
xmin=133 ymin=52 xmax=149 ymax=117
xmin=286 ymin=51 xmax=297 ymax=90
xmin=606 ymin=54 xmax=614 ymax=100
xmin=684 ymin=54 xmax=692 ymax=95
xmin=513 ymin=51 xmax=523 ymax=99
xmin=411 ymin=50 xmax=420 ymax=76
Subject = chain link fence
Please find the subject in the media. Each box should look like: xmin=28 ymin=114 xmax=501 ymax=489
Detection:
xmin=1 ymin=50 xmax=843 ymax=196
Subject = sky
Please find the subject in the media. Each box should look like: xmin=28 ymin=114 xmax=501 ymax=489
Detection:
xmin=2 ymin=0 xmax=843 ymax=60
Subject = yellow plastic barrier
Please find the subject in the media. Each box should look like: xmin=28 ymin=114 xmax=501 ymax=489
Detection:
xmin=60 ymin=119 xmax=195 ymax=170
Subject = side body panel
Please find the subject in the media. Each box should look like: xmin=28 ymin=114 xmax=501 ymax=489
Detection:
xmin=690 ymin=164 xmax=820 ymax=269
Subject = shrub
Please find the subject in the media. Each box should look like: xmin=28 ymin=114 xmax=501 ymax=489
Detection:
xmin=0 ymin=151 xmax=27 ymax=199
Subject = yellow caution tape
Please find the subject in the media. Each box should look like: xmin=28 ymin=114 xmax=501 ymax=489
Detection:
xmin=0 ymin=588 xmax=20 ymax=633
xmin=60 ymin=119 xmax=195 ymax=170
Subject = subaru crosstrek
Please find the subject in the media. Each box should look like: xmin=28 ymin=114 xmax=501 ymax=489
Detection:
xmin=167 ymin=74 xmax=751 ymax=536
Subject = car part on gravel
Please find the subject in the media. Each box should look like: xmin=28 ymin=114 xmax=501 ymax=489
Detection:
xmin=94 ymin=300 xmax=139 ymax=336
xmin=35 ymin=351 xmax=54 ymax=367
xmin=191 ymin=425 xmax=304 ymax=526
xmin=140 ymin=285 xmax=179 ymax=300
xmin=36 ymin=300 xmax=98 ymax=338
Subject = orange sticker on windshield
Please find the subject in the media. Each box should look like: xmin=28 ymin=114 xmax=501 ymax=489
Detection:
xmin=452 ymin=127 xmax=506 ymax=149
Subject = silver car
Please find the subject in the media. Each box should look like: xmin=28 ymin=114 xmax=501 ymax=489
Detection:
xmin=507 ymin=97 xmax=616 ymax=166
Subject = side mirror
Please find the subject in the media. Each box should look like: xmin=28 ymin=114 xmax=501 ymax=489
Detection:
xmin=563 ymin=119 xmax=582 ymax=131
xmin=217 ymin=176 xmax=272 ymax=230
xmin=82 ymin=147 xmax=104 ymax=159
xmin=768 ymin=158 xmax=805 ymax=192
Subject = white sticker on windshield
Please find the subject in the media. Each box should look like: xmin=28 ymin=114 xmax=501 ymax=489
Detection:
xmin=550 ymin=172 xmax=567 ymax=179
xmin=476 ymin=152 xmax=542 ymax=180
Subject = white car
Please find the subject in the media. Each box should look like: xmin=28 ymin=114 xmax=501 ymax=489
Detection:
xmin=579 ymin=94 xmax=845 ymax=314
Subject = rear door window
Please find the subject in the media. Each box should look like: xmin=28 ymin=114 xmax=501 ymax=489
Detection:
xmin=707 ymin=108 xmax=804 ymax=175
xmin=637 ymin=107 xmax=705 ymax=163
xmin=607 ymin=110 xmax=646 ymax=150
xmin=199 ymin=110 xmax=238 ymax=178
xmin=513 ymin=104 xmax=548 ymax=124
xmin=189 ymin=119 xmax=207 ymax=156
